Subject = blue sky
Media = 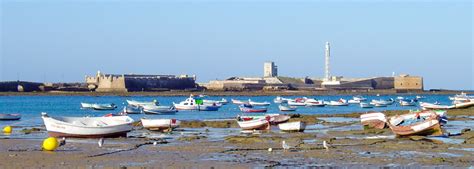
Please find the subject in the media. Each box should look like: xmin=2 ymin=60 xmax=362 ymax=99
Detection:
xmin=1 ymin=0 xmax=472 ymax=90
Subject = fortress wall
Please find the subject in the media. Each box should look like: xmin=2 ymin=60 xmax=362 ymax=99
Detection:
xmin=124 ymin=77 xmax=195 ymax=91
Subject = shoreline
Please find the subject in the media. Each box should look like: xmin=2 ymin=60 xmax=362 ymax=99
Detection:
xmin=1 ymin=108 xmax=473 ymax=168
xmin=0 ymin=90 xmax=472 ymax=97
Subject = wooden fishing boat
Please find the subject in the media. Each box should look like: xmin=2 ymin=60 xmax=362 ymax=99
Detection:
xmin=41 ymin=112 xmax=134 ymax=138
xmin=360 ymin=102 xmax=373 ymax=108
xmin=231 ymin=99 xmax=249 ymax=105
xmin=387 ymin=111 xmax=442 ymax=136
xmin=81 ymin=103 xmax=94 ymax=109
xmin=236 ymin=118 xmax=270 ymax=130
xmin=278 ymin=121 xmax=306 ymax=132
xmin=248 ymin=99 xmax=271 ymax=106
xmin=122 ymin=106 xmax=142 ymax=114
xmin=420 ymin=102 xmax=454 ymax=110
xmin=304 ymin=99 xmax=325 ymax=107
xmin=142 ymin=105 xmax=178 ymax=114
xmin=348 ymin=99 xmax=361 ymax=104
xmin=287 ymin=100 xmax=306 ymax=106
xmin=141 ymin=118 xmax=180 ymax=131
xmin=174 ymin=96 xmax=221 ymax=111
xmin=92 ymin=103 xmax=117 ymax=110
xmin=326 ymin=99 xmax=349 ymax=106
xmin=0 ymin=113 xmax=21 ymax=121
xmin=360 ymin=112 xmax=386 ymax=129
xmin=239 ymin=114 xmax=290 ymax=125
xmin=203 ymin=98 xmax=228 ymax=105
xmin=353 ymin=95 xmax=367 ymax=101
xmin=278 ymin=105 xmax=297 ymax=111
xmin=239 ymin=104 xmax=267 ymax=113
xmin=126 ymin=100 xmax=158 ymax=107
xmin=274 ymin=96 xmax=292 ymax=104
xmin=400 ymin=100 xmax=416 ymax=106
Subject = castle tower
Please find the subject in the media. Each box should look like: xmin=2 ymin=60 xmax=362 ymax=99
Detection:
xmin=264 ymin=62 xmax=278 ymax=77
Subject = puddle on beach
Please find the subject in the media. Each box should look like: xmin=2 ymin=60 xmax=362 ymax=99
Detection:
xmin=317 ymin=117 xmax=359 ymax=123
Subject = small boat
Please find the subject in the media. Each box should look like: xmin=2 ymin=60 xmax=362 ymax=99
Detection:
xmin=348 ymin=99 xmax=361 ymax=104
xmin=387 ymin=111 xmax=443 ymax=136
xmin=409 ymin=110 xmax=448 ymax=126
xmin=304 ymin=99 xmax=325 ymax=107
xmin=420 ymin=102 xmax=454 ymax=110
xmin=278 ymin=104 xmax=297 ymax=111
xmin=239 ymin=104 xmax=267 ymax=113
xmin=416 ymin=96 xmax=425 ymax=100
xmin=203 ymin=98 xmax=228 ymax=105
xmin=399 ymin=100 xmax=416 ymax=106
xmin=0 ymin=113 xmax=21 ymax=120
xmin=353 ymin=95 xmax=367 ymax=101
xmin=370 ymin=99 xmax=394 ymax=106
xmin=449 ymin=92 xmax=474 ymax=101
xmin=326 ymin=99 xmax=349 ymax=106
xmin=173 ymin=96 xmax=221 ymax=111
xmin=374 ymin=103 xmax=387 ymax=107
xmin=122 ymin=106 xmax=142 ymax=114
xmin=274 ymin=96 xmax=292 ymax=104
xmin=360 ymin=102 xmax=373 ymax=108
xmin=396 ymin=96 xmax=405 ymax=100
xmin=142 ymin=105 xmax=178 ymax=114
xmin=360 ymin=112 xmax=386 ymax=129
xmin=231 ymin=99 xmax=249 ymax=105
xmin=92 ymin=103 xmax=117 ymax=110
xmin=278 ymin=121 xmax=306 ymax=132
xmin=41 ymin=112 xmax=134 ymax=138
xmin=81 ymin=103 xmax=94 ymax=109
xmin=126 ymin=100 xmax=158 ymax=107
xmin=236 ymin=118 xmax=270 ymax=130
xmin=287 ymin=100 xmax=306 ymax=106
xmin=248 ymin=99 xmax=271 ymax=106
xmin=239 ymin=114 xmax=290 ymax=125
xmin=141 ymin=118 xmax=180 ymax=131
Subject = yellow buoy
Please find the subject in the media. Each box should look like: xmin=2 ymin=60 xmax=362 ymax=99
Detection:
xmin=42 ymin=137 xmax=59 ymax=151
xmin=3 ymin=126 xmax=12 ymax=133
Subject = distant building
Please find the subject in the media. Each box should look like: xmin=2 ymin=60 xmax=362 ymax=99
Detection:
xmin=205 ymin=77 xmax=288 ymax=91
xmin=322 ymin=42 xmax=341 ymax=86
xmin=86 ymin=71 xmax=196 ymax=92
xmin=394 ymin=74 xmax=423 ymax=90
xmin=264 ymin=62 xmax=278 ymax=77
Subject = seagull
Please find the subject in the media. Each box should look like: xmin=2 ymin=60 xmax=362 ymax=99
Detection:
xmin=98 ymin=138 xmax=104 ymax=148
xmin=323 ymin=140 xmax=329 ymax=151
xmin=59 ymin=137 xmax=66 ymax=147
xmin=268 ymin=148 xmax=273 ymax=152
xmin=282 ymin=140 xmax=290 ymax=152
xmin=153 ymin=141 xmax=158 ymax=146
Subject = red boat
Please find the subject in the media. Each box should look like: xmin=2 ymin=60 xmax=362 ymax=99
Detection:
xmin=239 ymin=104 xmax=267 ymax=113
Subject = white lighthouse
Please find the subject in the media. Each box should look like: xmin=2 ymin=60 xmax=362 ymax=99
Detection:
xmin=325 ymin=42 xmax=330 ymax=81
xmin=322 ymin=41 xmax=341 ymax=86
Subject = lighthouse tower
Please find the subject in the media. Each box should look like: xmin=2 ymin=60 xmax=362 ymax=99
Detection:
xmin=322 ymin=41 xmax=341 ymax=86
xmin=325 ymin=42 xmax=331 ymax=81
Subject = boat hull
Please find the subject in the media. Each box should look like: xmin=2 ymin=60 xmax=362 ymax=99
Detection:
xmin=141 ymin=119 xmax=180 ymax=131
xmin=237 ymin=119 xmax=270 ymax=130
xmin=278 ymin=121 xmax=306 ymax=132
xmin=387 ymin=112 xmax=442 ymax=136
xmin=360 ymin=112 xmax=386 ymax=129
xmin=0 ymin=114 xmax=21 ymax=121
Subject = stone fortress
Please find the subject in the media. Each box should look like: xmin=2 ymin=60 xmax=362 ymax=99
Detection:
xmin=85 ymin=71 xmax=196 ymax=92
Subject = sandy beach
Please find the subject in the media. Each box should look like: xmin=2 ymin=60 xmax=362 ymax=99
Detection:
xmin=1 ymin=108 xmax=473 ymax=168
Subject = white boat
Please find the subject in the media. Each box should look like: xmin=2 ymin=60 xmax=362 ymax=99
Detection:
xmin=416 ymin=96 xmax=426 ymax=99
xmin=142 ymin=105 xmax=177 ymax=114
xmin=122 ymin=106 xmax=141 ymax=114
xmin=278 ymin=121 xmax=306 ymax=132
xmin=353 ymin=95 xmax=367 ymax=101
xmin=231 ymin=99 xmax=249 ymax=105
xmin=360 ymin=102 xmax=373 ymax=108
xmin=278 ymin=105 xmax=297 ymax=111
xmin=126 ymin=100 xmax=158 ymax=107
xmin=203 ymin=98 xmax=228 ymax=105
xmin=387 ymin=111 xmax=442 ymax=136
xmin=360 ymin=112 xmax=386 ymax=129
xmin=370 ymin=99 xmax=394 ymax=106
xmin=41 ymin=112 xmax=134 ymax=138
xmin=81 ymin=103 xmax=94 ymax=109
xmin=141 ymin=118 xmax=180 ymax=131
xmin=420 ymin=102 xmax=454 ymax=110
xmin=400 ymin=100 xmax=416 ymax=106
xmin=453 ymin=100 xmax=474 ymax=109
xmin=396 ymin=96 xmax=405 ymax=100
xmin=0 ymin=113 xmax=21 ymax=120
xmin=449 ymin=92 xmax=474 ymax=101
xmin=304 ymin=99 xmax=325 ymax=107
xmin=374 ymin=103 xmax=387 ymax=107
xmin=92 ymin=103 xmax=117 ymax=110
xmin=274 ymin=96 xmax=292 ymax=104
xmin=287 ymin=100 xmax=306 ymax=106
xmin=348 ymin=99 xmax=361 ymax=104
xmin=237 ymin=118 xmax=270 ymax=130
xmin=239 ymin=114 xmax=290 ymax=125
xmin=248 ymin=99 xmax=271 ymax=106
xmin=174 ymin=96 xmax=220 ymax=111
xmin=326 ymin=99 xmax=349 ymax=106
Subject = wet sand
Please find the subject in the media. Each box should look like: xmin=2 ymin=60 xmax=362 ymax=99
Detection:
xmin=1 ymin=108 xmax=473 ymax=168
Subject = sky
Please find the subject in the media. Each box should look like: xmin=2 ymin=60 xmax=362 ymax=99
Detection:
xmin=1 ymin=0 xmax=472 ymax=90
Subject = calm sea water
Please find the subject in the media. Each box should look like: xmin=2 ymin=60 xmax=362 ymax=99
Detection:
xmin=0 ymin=94 xmax=453 ymax=127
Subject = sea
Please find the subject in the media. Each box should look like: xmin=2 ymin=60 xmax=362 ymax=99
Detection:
xmin=0 ymin=94 xmax=454 ymax=128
